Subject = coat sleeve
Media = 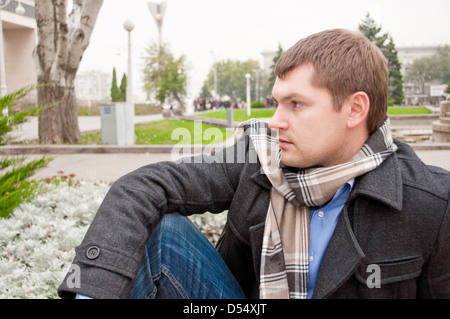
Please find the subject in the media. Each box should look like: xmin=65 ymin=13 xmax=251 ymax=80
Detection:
xmin=424 ymin=198 xmax=450 ymax=298
xmin=57 ymin=137 xmax=250 ymax=299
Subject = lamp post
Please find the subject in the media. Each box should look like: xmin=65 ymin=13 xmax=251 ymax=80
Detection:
xmin=147 ymin=1 xmax=167 ymax=49
xmin=210 ymin=51 xmax=218 ymax=99
xmin=148 ymin=1 xmax=166 ymax=106
xmin=253 ymin=69 xmax=260 ymax=103
xmin=123 ymin=19 xmax=134 ymax=105
xmin=123 ymin=19 xmax=135 ymax=145
xmin=245 ymin=73 xmax=251 ymax=117
xmin=0 ymin=0 xmax=25 ymax=99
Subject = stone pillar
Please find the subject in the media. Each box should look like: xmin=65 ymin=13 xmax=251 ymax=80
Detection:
xmin=432 ymin=101 xmax=450 ymax=143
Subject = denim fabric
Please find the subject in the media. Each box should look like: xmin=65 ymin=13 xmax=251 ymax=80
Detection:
xmin=129 ymin=213 xmax=246 ymax=299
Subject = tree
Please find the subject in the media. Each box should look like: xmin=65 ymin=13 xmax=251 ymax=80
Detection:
xmin=119 ymin=73 xmax=127 ymax=102
xmin=142 ymin=41 xmax=188 ymax=106
xmin=111 ymin=68 xmax=127 ymax=102
xmin=435 ymin=46 xmax=450 ymax=83
xmin=204 ymin=59 xmax=261 ymax=102
xmin=405 ymin=46 xmax=450 ymax=86
xmin=34 ymin=0 xmax=103 ymax=144
xmin=385 ymin=37 xmax=404 ymax=105
xmin=359 ymin=13 xmax=404 ymax=105
xmin=110 ymin=67 xmax=121 ymax=102
xmin=265 ymin=43 xmax=284 ymax=97
xmin=199 ymin=83 xmax=212 ymax=98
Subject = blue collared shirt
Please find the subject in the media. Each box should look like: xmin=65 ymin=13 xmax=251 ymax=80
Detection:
xmin=307 ymin=179 xmax=355 ymax=298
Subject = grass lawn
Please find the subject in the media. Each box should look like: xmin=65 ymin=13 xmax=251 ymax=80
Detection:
xmin=196 ymin=106 xmax=432 ymax=122
xmin=197 ymin=109 xmax=276 ymax=122
xmin=82 ymin=119 xmax=233 ymax=145
xmin=79 ymin=107 xmax=432 ymax=145
xmin=386 ymin=107 xmax=432 ymax=115
xmin=135 ymin=119 xmax=233 ymax=144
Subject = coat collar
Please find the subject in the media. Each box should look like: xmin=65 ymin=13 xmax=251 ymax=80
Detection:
xmin=252 ymin=148 xmax=404 ymax=212
xmin=311 ymin=150 xmax=403 ymax=298
xmin=251 ymin=168 xmax=272 ymax=190
xmin=349 ymin=150 xmax=403 ymax=212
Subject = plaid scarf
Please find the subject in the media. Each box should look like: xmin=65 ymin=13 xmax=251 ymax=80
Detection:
xmin=235 ymin=118 xmax=397 ymax=299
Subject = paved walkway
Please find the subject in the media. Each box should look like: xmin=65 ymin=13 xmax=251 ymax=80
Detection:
xmin=27 ymin=149 xmax=449 ymax=184
xmin=30 ymin=153 xmax=174 ymax=183
xmin=6 ymin=115 xmax=450 ymax=183
xmin=9 ymin=114 xmax=164 ymax=142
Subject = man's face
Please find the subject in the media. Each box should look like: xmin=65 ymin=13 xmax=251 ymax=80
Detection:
xmin=268 ymin=64 xmax=350 ymax=168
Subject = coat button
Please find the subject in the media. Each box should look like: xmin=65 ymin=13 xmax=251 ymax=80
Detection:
xmin=86 ymin=246 xmax=100 ymax=260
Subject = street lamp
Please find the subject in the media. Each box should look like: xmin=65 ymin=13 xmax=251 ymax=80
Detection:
xmin=122 ymin=19 xmax=135 ymax=145
xmin=253 ymin=69 xmax=260 ymax=103
xmin=211 ymin=51 xmax=218 ymax=99
xmin=147 ymin=1 xmax=167 ymax=49
xmin=15 ymin=1 xmax=24 ymax=15
xmin=123 ymin=19 xmax=134 ymax=105
xmin=0 ymin=0 xmax=25 ymax=99
xmin=245 ymin=73 xmax=251 ymax=117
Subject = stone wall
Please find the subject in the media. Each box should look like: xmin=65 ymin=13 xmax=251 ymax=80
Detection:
xmin=432 ymin=101 xmax=450 ymax=143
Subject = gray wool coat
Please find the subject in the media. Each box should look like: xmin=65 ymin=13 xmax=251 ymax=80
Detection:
xmin=58 ymin=135 xmax=450 ymax=299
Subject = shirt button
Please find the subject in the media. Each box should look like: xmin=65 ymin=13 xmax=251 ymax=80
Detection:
xmin=86 ymin=246 xmax=100 ymax=260
xmin=318 ymin=211 xmax=324 ymax=218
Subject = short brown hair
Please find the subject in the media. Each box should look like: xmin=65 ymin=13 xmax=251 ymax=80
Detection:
xmin=275 ymin=29 xmax=388 ymax=134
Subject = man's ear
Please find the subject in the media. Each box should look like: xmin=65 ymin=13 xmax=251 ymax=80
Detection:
xmin=346 ymin=91 xmax=370 ymax=129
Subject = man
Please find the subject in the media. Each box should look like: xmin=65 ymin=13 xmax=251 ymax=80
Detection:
xmin=58 ymin=29 xmax=450 ymax=299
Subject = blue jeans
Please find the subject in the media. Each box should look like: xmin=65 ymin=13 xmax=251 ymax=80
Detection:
xmin=129 ymin=213 xmax=246 ymax=299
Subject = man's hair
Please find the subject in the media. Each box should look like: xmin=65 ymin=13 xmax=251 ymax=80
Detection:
xmin=275 ymin=29 xmax=389 ymax=134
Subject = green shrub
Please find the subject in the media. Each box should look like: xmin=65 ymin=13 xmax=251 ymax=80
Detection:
xmin=0 ymin=85 xmax=51 ymax=218
xmin=0 ymin=156 xmax=51 ymax=218
xmin=0 ymin=86 xmax=46 ymax=145
xmin=251 ymin=101 xmax=266 ymax=108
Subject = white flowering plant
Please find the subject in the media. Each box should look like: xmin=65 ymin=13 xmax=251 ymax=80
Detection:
xmin=0 ymin=179 xmax=227 ymax=299
xmin=0 ymin=180 xmax=110 ymax=299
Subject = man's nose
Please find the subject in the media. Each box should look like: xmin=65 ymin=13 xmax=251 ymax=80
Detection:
xmin=268 ymin=107 xmax=288 ymax=130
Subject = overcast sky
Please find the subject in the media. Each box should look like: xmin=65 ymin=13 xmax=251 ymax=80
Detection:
xmin=79 ymin=0 xmax=450 ymax=101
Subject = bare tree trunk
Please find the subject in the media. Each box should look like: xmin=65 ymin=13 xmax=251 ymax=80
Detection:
xmin=37 ymin=81 xmax=81 ymax=144
xmin=34 ymin=0 xmax=103 ymax=144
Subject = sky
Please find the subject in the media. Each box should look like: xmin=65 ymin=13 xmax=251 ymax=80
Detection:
xmin=78 ymin=0 xmax=450 ymax=102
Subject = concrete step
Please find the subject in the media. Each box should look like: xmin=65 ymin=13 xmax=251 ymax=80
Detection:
xmin=439 ymin=117 xmax=450 ymax=124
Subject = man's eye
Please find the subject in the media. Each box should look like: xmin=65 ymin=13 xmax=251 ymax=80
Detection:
xmin=293 ymin=102 xmax=304 ymax=108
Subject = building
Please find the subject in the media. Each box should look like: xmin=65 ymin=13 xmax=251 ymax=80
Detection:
xmin=261 ymin=50 xmax=277 ymax=78
xmin=1 ymin=0 xmax=36 ymax=104
xmin=397 ymin=46 xmax=447 ymax=106
xmin=75 ymin=70 xmax=112 ymax=103
xmin=397 ymin=46 xmax=439 ymax=76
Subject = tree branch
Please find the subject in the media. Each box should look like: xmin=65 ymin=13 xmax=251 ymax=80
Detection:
xmin=67 ymin=0 xmax=104 ymax=72
xmin=51 ymin=0 xmax=70 ymax=84
xmin=33 ymin=0 xmax=57 ymax=81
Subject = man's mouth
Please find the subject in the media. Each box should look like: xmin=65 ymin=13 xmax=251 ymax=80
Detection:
xmin=278 ymin=138 xmax=293 ymax=148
